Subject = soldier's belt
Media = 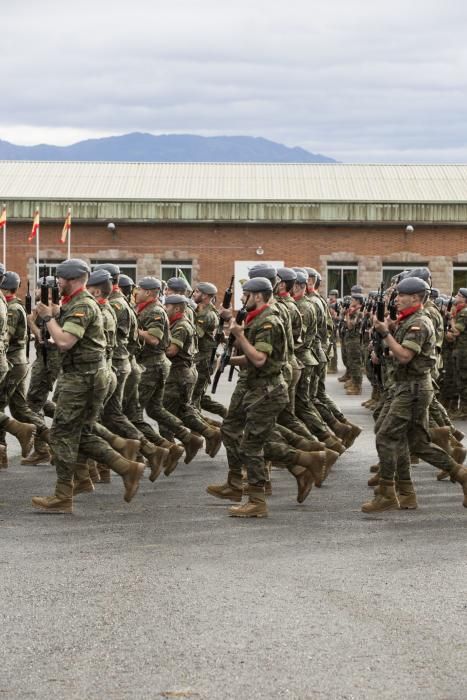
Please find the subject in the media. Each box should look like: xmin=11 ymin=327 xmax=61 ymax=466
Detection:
xmin=62 ymin=358 xmax=106 ymax=374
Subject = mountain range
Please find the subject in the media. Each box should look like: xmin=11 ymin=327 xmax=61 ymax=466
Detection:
xmin=0 ymin=132 xmax=336 ymax=163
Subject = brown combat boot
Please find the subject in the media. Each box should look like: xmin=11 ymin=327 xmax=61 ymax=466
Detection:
xmin=73 ymin=477 xmax=95 ymax=496
xmin=368 ymin=470 xmax=380 ymax=487
xmin=329 ymin=419 xmax=352 ymax=441
xmin=229 ymin=485 xmax=268 ymax=518
xmin=452 ymin=428 xmax=465 ymax=442
xmin=294 ymin=449 xmax=327 ymax=484
xmin=341 ymin=420 xmax=363 ymax=448
xmin=293 ymin=437 xmax=326 ymax=452
xmin=397 ymin=480 xmax=417 ymax=509
xmin=141 ymin=443 xmax=170 ymax=482
xmin=451 ymin=445 xmax=467 ymax=464
xmin=361 ymin=479 xmax=400 ymax=513
xmin=5 ymin=419 xmax=36 ymax=457
xmin=437 ymin=469 xmax=450 ymax=481
xmin=338 ymin=373 xmax=349 ymax=383
xmin=106 ymin=454 xmax=144 ymax=502
xmin=108 ymin=435 xmax=141 ymax=462
xmin=207 ymin=472 xmax=243 ymax=502
xmin=182 ymin=432 xmax=204 ymax=464
xmin=32 ymin=479 xmax=73 ymax=513
xmin=163 ymin=443 xmax=186 ymax=477
xmin=0 ymin=444 xmax=8 ymax=469
xmin=86 ymin=460 xmax=100 ymax=483
xmin=451 ymin=465 xmax=467 ymax=507
xmin=293 ymin=468 xmax=315 ymax=503
xmin=323 ymin=435 xmax=346 ymax=454
xmin=97 ymin=463 xmax=111 ymax=483
xmin=21 ymin=436 xmax=51 ymax=466
xmin=430 ymin=426 xmax=451 ymax=452
xmin=346 ymin=382 xmax=362 ymax=395
xmin=203 ymin=426 xmax=223 ymax=458
xmin=370 ymin=462 xmax=380 ymax=473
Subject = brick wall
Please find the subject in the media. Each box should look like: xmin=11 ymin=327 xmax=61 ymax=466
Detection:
xmin=3 ymin=220 xmax=467 ymax=300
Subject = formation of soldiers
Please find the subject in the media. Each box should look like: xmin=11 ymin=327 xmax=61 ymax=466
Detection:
xmin=0 ymin=259 xmax=466 ymax=517
xmin=326 ymin=267 xmax=467 ymax=512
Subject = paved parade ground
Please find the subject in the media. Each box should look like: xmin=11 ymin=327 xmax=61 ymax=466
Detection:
xmin=1 ymin=375 xmax=466 ymax=699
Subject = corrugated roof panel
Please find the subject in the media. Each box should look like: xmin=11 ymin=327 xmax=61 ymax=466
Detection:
xmin=1 ymin=162 xmax=467 ymax=202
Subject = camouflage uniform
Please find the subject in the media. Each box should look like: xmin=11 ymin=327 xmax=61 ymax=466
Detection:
xmin=49 ymin=289 xmax=123 ymax=481
xmin=163 ymin=312 xmax=212 ymax=436
xmin=192 ymin=302 xmax=227 ymax=417
xmin=376 ymin=309 xmax=457 ymax=482
xmin=453 ymin=305 xmax=467 ymax=410
xmin=221 ymin=305 xmax=289 ymax=485
xmin=344 ymin=307 xmax=363 ymax=388
xmin=26 ymin=315 xmax=61 ymax=418
xmin=0 ymin=296 xmax=48 ymax=444
xmin=135 ymin=300 xmax=195 ymax=442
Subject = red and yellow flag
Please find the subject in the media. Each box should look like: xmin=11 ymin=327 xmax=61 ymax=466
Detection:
xmin=29 ymin=209 xmax=40 ymax=242
xmin=60 ymin=209 xmax=71 ymax=243
xmin=0 ymin=207 xmax=6 ymax=229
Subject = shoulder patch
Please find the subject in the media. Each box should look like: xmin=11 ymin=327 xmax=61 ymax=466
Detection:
xmin=261 ymin=323 xmax=273 ymax=330
xmin=113 ymin=302 xmax=122 ymax=310
xmin=410 ymin=326 xmax=421 ymax=331
xmin=73 ymin=312 xmax=86 ymax=318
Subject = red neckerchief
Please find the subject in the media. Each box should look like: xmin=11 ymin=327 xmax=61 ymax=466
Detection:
xmin=97 ymin=298 xmax=108 ymax=306
xmin=397 ymin=304 xmax=422 ymax=323
xmin=245 ymin=304 xmax=269 ymax=326
xmin=277 ymin=291 xmax=290 ymax=298
xmin=136 ymin=300 xmax=154 ymax=315
xmin=4 ymin=294 xmax=15 ymax=302
xmin=452 ymin=302 xmax=466 ymax=317
xmin=112 ymin=284 xmax=120 ymax=292
xmin=169 ymin=312 xmax=185 ymax=327
xmin=61 ymin=287 xmax=85 ymax=306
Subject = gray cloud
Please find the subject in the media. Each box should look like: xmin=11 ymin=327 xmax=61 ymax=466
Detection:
xmin=1 ymin=0 xmax=466 ymax=161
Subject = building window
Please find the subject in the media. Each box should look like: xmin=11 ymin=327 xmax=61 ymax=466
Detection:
xmin=161 ymin=260 xmax=192 ymax=285
xmin=90 ymin=259 xmax=137 ymax=283
xmin=382 ymin=263 xmax=428 ymax=290
xmin=327 ymin=264 xmax=358 ymax=298
xmin=453 ymin=265 xmax=467 ymax=292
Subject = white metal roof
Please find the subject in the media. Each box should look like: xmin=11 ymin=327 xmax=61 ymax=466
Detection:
xmin=0 ymin=161 xmax=466 ymax=203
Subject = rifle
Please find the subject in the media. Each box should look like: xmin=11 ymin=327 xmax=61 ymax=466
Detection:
xmin=371 ymin=282 xmax=386 ymax=386
xmin=25 ymin=280 xmax=32 ymax=360
xmin=388 ymin=288 xmax=398 ymax=321
xmin=211 ymin=304 xmax=248 ymax=394
xmin=444 ymin=294 xmax=454 ymax=333
xmin=209 ymin=275 xmax=234 ymax=373
xmin=40 ymin=266 xmax=50 ymax=366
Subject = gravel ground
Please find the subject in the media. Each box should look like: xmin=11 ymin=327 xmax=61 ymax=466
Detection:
xmin=1 ymin=373 xmax=466 ymax=700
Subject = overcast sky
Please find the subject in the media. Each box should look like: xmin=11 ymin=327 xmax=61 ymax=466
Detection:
xmin=2 ymin=0 xmax=467 ymax=162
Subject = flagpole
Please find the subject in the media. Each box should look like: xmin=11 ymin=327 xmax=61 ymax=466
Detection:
xmin=67 ymin=208 xmax=71 ymax=259
xmin=3 ymin=220 xmax=6 ymax=269
xmin=36 ymin=225 xmax=40 ymax=285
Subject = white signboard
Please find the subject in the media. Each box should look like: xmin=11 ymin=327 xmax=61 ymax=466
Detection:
xmin=233 ymin=260 xmax=284 ymax=309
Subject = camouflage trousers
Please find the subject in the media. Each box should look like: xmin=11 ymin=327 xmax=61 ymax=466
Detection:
xmin=221 ymin=374 xmax=289 ymax=486
xmin=0 ymin=363 xmax=48 ymax=444
xmin=345 ymin=335 xmax=363 ymax=386
xmin=26 ymin=349 xmax=61 ymax=416
xmin=120 ymin=357 xmax=166 ymax=447
xmin=192 ymin=356 xmax=228 ymax=418
xmin=375 ymin=381 xmax=456 ymax=482
xmin=137 ymin=357 xmax=192 ymax=441
xmin=294 ymin=364 xmax=330 ymax=440
xmin=50 ymin=366 xmax=123 ymax=482
xmin=163 ymin=364 xmax=211 ymax=438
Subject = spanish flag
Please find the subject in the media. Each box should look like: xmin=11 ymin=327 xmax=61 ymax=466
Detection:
xmin=29 ymin=209 xmax=40 ymax=242
xmin=0 ymin=206 xmax=6 ymax=229
xmin=61 ymin=209 xmax=71 ymax=243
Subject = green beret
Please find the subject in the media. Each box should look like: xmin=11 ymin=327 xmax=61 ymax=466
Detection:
xmin=197 ymin=282 xmax=217 ymax=295
xmin=248 ymin=264 xmax=277 ymax=281
xmin=243 ymin=277 xmax=273 ymax=293
xmin=88 ymin=268 xmax=111 ymax=286
xmin=165 ymin=294 xmax=188 ymax=305
xmin=0 ymin=271 xmax=20 ymax=289
xmin=397 ymin=278 xmax=429 ymax=295
xmin=95 ymin=263 xmax=120 ymax=277
xmin=56 ymin=259 xmax=90 ymax=280
xmin=277 ymin=267 xmax=297 ymax=282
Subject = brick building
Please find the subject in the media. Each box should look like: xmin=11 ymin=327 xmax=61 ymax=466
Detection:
xmin=1 ymin=161 xmax=467 ymax=301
